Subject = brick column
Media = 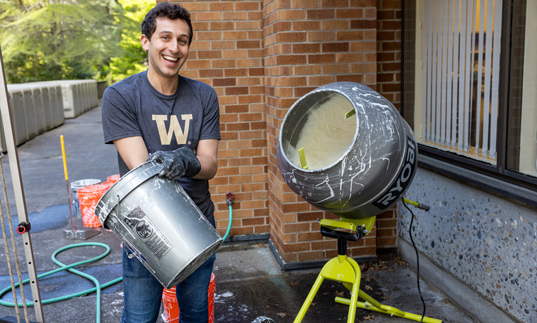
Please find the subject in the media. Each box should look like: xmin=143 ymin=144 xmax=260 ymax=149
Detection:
xmin=173 ymin=1 xmax=270 ymax=238
xmin=377 ymin=0 xmax=402 ymax=108
xmin=376 ymin=0 xmax=403 ymax=250
xmin=161 ymin=0 xmax=397 ymax=266
xmin=264 ymin=0 xmax=379 ymax=266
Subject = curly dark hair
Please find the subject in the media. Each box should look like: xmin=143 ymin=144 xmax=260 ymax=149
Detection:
xmin=141 ymin=2 xmax=193 ymax=45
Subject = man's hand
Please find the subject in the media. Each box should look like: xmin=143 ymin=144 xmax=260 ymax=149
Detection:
xmin=148 ymin=146 xmax=201 ymax=180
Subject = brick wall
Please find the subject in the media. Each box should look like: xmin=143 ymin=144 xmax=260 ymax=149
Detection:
xmin=264 ymin=0 xmax=378 ymax=264
xmin=169 ymin=0 xmax=270 ymax=239
xmin=376 ymin=0 xmax=402 ymax=250
xmin=376 ymin=0 xmax=402 ymax=110
xmin=159 ymin=0 xmax=403 ymax=265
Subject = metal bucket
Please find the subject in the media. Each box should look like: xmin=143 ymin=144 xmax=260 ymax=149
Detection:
xmin=277 ymin=82 xmax=417 ymax=219
xmin=94 ymin=161 xmax=222 ymax=288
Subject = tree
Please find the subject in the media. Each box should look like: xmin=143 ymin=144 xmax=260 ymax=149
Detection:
xmin=0 ymin=0 xmax=126 ymax=83
xmin=101 ymin=0 xmax=153 ymax=84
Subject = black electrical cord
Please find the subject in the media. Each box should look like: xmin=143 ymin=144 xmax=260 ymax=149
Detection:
xmin=402 ymin=198 xmax=426 ymax=323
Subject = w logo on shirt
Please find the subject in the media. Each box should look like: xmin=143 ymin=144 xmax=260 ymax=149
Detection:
xmin=152 ymin=114 xmax=193 ymax=145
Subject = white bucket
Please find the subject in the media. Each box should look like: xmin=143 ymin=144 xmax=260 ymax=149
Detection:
xmin=95 ymin=161 xmax=222 ymax=288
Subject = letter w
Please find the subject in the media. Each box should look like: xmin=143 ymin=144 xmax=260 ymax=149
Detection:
xmin=152 ymin=114 xmax=193 ymax=145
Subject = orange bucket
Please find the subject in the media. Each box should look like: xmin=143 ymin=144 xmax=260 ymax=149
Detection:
xmin=78 ymin=182 xmax=112 ymax=227
xmin=161 ymin=273 xmax=215 ymax=323
xmin=107 ymin=174 xmax=120 ymax=183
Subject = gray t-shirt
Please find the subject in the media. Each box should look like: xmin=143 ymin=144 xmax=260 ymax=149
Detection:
xmin=102 ymin=71 xmax=220 ymax=219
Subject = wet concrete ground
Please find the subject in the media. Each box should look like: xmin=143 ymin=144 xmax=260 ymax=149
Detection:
xmin=0 ymin=106 xmax=477 ymax=322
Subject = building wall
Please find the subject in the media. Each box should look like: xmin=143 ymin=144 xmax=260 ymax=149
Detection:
xmin=375 ymin=0 xmax=402 ymax=250
xmin=264 ymin=0 xmax=379 ymax=265
xmin=158 ymin=0 xmax=535 ymax=321
xmin=396 ymin=0 xmax=535 ymax=320
xmin=377 ymin=0 xmax=402 ymax=109
xmin=401 ymin=168 xmax=537 ymax=322
xmin=163 ymin=0 xmax=401 ymax=265
xmin=176 ymin=1 xmax=270 ymax=239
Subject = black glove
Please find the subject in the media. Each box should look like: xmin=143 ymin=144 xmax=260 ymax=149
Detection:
xmin=148 ymin=146 xmax=201 ymax=180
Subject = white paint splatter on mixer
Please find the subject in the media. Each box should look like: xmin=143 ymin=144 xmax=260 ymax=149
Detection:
xmin=277 ymin=82 xmax=417 ymax=218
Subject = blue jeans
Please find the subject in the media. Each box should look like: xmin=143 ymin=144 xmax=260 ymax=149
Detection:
xmin=121 ymin=229 xmax=216 ymax=322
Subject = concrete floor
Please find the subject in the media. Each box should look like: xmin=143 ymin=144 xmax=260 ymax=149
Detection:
xmin=0 ymin=106 xmax=477 ymax=322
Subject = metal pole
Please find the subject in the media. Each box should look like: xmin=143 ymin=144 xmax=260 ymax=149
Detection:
xmin=0 ymin=47 xmax=45 ymax=322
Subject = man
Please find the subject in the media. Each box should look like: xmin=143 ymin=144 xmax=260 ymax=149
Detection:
xmin=101 ymin=3 xmax=220 ymax=322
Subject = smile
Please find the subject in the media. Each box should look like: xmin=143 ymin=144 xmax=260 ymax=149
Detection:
xmin=163 ymin=55 xmax=178 ymax=62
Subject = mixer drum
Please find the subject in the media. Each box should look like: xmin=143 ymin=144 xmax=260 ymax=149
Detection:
xmin=277 ymin=82 xmax=417 ymax=219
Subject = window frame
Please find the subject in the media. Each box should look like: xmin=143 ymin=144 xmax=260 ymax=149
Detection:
xmin=401 ymin=0 xmax=537 ymax=208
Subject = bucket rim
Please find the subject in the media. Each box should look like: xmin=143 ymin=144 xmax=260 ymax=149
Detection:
xmin=70 ymin=178 xmax=101 ymax=190
xmin=78 ymin=182 xmax=111 ymax=193
xmin=164 ymin=238 xmax=222 ymax=288
xmin=94 ymin=161 xmax=161 ymax=228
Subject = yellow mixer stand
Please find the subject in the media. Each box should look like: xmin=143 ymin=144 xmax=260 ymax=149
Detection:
xmin=293 ymin=217 xmax=442 ymax=323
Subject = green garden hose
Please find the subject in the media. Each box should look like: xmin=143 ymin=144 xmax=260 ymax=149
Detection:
xmin=223 ymin=192 xmax=234 ymax=241
xmin=0 ymin=242 xmax=123 ymax=323
xmin=1 ymin=198 xmax=235 ymax=322
xmin=223 ymin=204 xmax=233 ymax=241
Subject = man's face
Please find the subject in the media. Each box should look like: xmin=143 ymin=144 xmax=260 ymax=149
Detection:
xmin=141 ymin=17 xmax=190 ymax=80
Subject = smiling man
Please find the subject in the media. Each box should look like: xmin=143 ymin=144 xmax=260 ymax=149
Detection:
xmin=101 ymin=3 xmax=220 ymax=323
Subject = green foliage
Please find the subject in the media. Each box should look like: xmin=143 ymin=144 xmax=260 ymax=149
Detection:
xmin=102 ymin=0 xmax=154 ymax=84
xmin=0 ymin=0 xmax=143 ymax=83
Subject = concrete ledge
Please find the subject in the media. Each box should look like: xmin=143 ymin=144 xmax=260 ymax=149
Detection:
xmin=398 ymin=238 xmax=519 ymax=323
xmin=3 ymin=80 xmax=98 ymax=152
xmin=50 ymin=80 xmax=98 ymax=118
xmin=224 ymin=233 xmax=269 ymax=244
xmin=4 ymin=83 xmax=65 ymax=150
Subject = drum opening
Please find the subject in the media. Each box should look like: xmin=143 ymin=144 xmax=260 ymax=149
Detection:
xmin=280 ymin=91 xmax=357 ymax=170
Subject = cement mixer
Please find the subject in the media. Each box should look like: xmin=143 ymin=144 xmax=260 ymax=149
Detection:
xmin=277 ymin=82 xmax=440 ymax=323
xmin=277 ymin=81 xmax=417 ymax=219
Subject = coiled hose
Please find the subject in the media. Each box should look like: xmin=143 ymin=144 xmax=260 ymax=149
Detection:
xmin=0 ymin=242 xmax=123 ymax=323
xmin=1 ymin=195 xmax=235 ymax=322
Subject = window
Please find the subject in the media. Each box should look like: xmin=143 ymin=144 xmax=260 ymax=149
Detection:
xmin=403 ymin=0 xmax=537 ymax=198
